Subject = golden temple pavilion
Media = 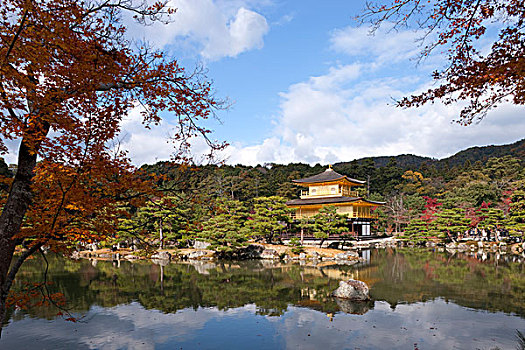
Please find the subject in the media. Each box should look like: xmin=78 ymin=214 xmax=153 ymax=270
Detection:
xmin=286 ymin=166 xmax=384 ymax=236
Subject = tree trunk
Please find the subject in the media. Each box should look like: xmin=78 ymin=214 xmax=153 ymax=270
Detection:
xmin=159 ymin=218 xmax=163 ymax=250
xmin=0 ymin=126 xmax=47 ymax=331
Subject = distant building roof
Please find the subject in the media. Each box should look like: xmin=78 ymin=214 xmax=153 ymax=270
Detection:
xmin=286 ymin=196 xmax=384 ymax=206
xmin=292 ymin=167 xmax=365 ymax=185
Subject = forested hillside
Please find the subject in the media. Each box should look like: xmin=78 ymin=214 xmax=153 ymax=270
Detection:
xmin=129 ymin=138 xmax=524 ymax=246
xmin=139 ymin=138 xmax=525 ymax=202
xmin=3 ymin=139 xmax=522 ymax=250
xmin=439 ymin=138 xmax=525 ymax=168
xmin=336 ymin=138 xmax=525 ymax=170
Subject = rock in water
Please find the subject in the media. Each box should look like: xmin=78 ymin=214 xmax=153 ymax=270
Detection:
xmin=332 ymin=279 xmax=370 ymax=301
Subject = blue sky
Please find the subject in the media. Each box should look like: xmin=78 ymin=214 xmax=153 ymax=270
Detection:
xmin=7 ymin=0 xmax=522 ymax=166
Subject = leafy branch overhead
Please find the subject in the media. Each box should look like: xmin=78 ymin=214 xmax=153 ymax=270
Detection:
xmin=0 ymin=0 xmax=226 ymax=329
xmin=360 ymin=0 xmax=525 ymax=124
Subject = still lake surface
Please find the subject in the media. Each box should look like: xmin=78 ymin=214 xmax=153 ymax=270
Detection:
xmin=1 ymin=248 xmax=524 ymax=350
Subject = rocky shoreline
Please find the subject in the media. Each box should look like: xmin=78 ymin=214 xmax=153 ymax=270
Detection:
xmin=405 ymin=239 xmax=525 ymax=255
xmin=73 ymin=243 xmax=365 ymax=265
xmin=70 ymin=237 xmax=525 ymax=265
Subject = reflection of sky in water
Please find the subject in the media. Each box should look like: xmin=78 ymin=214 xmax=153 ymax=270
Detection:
xmin=2 ymin=299 xmax=524 ymax=350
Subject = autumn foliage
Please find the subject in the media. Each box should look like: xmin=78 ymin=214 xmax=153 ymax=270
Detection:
xmin=361 ymin=0 xmax=525 ymax=124
xmin=0 ymin=0 xmax=224 ymax=327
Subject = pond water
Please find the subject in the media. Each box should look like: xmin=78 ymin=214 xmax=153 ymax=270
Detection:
xmin=1 ymin=249 xmax=524 ymax=350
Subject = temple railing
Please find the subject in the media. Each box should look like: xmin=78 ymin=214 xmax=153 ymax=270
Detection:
xmin=300 ymin=189 xmax=359 ymax=198
xmin=280 ymin=232 xmax=357 ymax=240
xmin=290 ymin=212 xmax=378 ymax=220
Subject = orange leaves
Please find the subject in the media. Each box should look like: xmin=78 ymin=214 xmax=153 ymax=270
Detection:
xmin=0 ymin=1 xmax=224 ymax=314
xmin=6 ymin=282 xmax=66 ymax=311
xmin=15 ymin=149 xmax=157 ymax=250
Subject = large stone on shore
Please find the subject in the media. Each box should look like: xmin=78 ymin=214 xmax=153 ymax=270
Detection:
xmin=151 ymin=251 xmax=171 ymax=260
xmin=237 ymin=244 xmax=264 ymax=259
xmin=309 ymin=251 xmax=320 ymax=260
xmin=188 ymin=250 xmax=209 ymax=260
xmin=260 ymin=248 xmax=279 ymax=259
xmin=193 ymin=240 xmax=211 ymax=250
xmin=335 ymin=251 xmax=358 ymax=261
xmin=332 ymin=279 xmax=370 ymax=301
xmin=353 ymin=241 xmax=373 ymax=249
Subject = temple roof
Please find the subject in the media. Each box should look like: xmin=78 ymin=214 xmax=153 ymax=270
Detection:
xmin=286 ymin=197 xmax=384 ymax=206
xmin=292 ymin=168 xmax=365 ymax=185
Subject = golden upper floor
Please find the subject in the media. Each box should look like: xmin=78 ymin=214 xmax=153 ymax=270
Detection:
xmin=293 ymin=167 xmax=364 ymax=199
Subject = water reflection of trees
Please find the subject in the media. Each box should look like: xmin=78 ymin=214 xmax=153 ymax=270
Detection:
xmin=368 ymin=248 xmax=525 ymax=316
xmin=9 ymin=249 xmax=525 ymax=322
xmin=10 ymin=258 xmax=342 ymax=320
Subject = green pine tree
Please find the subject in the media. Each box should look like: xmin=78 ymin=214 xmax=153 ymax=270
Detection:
xmin=196 ymin=199 xmax=250 ymax=253
xmin=245 ymin=196 xmax=292 ymax=243
xmin=311 ymin=206 xmax=347 ymax=247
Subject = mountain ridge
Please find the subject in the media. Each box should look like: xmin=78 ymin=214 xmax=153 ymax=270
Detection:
xmin=334 ymin=138 xmax=524 ymax=170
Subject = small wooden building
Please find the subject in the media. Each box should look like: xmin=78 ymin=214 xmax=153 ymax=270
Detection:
xmin=286 ymin=167 xmax=384 ymax=237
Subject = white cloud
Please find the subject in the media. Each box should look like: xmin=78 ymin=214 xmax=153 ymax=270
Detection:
xmin=208 ymin=7 xmax=268 ymax=58
xmin=1 ymin=108 xmax=216 ymax=167
xmin=117 ymin=107 xmax=220 ymax=166
xmin=221 ymin=24 xmax=525 ymax=166
xmin=3 ymin=300 xmax=523 ymax=349
xmin=224 ymin=69 xmax=525 ymax=166
xmin=1 ymin=138 xmax=20 ymax=165
xmin=126 ymin=0 xmax=269 ymax=60
xmin=1 ymin=303 xmax=260 ymax=350
xmin=274 ymin=13 xmax=294 ymax=26
xmin=118 ymin=109 xmax=176 ymax=164
xmin=330 ymin=23 xmax=422 ymax=64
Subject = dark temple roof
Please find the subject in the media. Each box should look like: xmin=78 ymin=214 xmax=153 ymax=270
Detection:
xmin=286 ymin=196 xmax=384 ymax=206
xmin=293 ymin=168 xmax=365 ymax=185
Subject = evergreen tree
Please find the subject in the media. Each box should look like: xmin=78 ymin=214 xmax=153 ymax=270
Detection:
xmin=245 ymin=196 xmax=292 ymax=243
xmin=476 ymin=206 xmax=505 ymax=231
xmin=508 ymin=181 xmax=525 ymax=236
xmin=311 ymin=206 xmax=347 ymax=247
xmin=433 ymin=208 xmax=470 ymax=241
xmin=402 ymin=218 xmax=437 ymax=242
xmin=195 ymin=199 xmax=250 ymax=253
